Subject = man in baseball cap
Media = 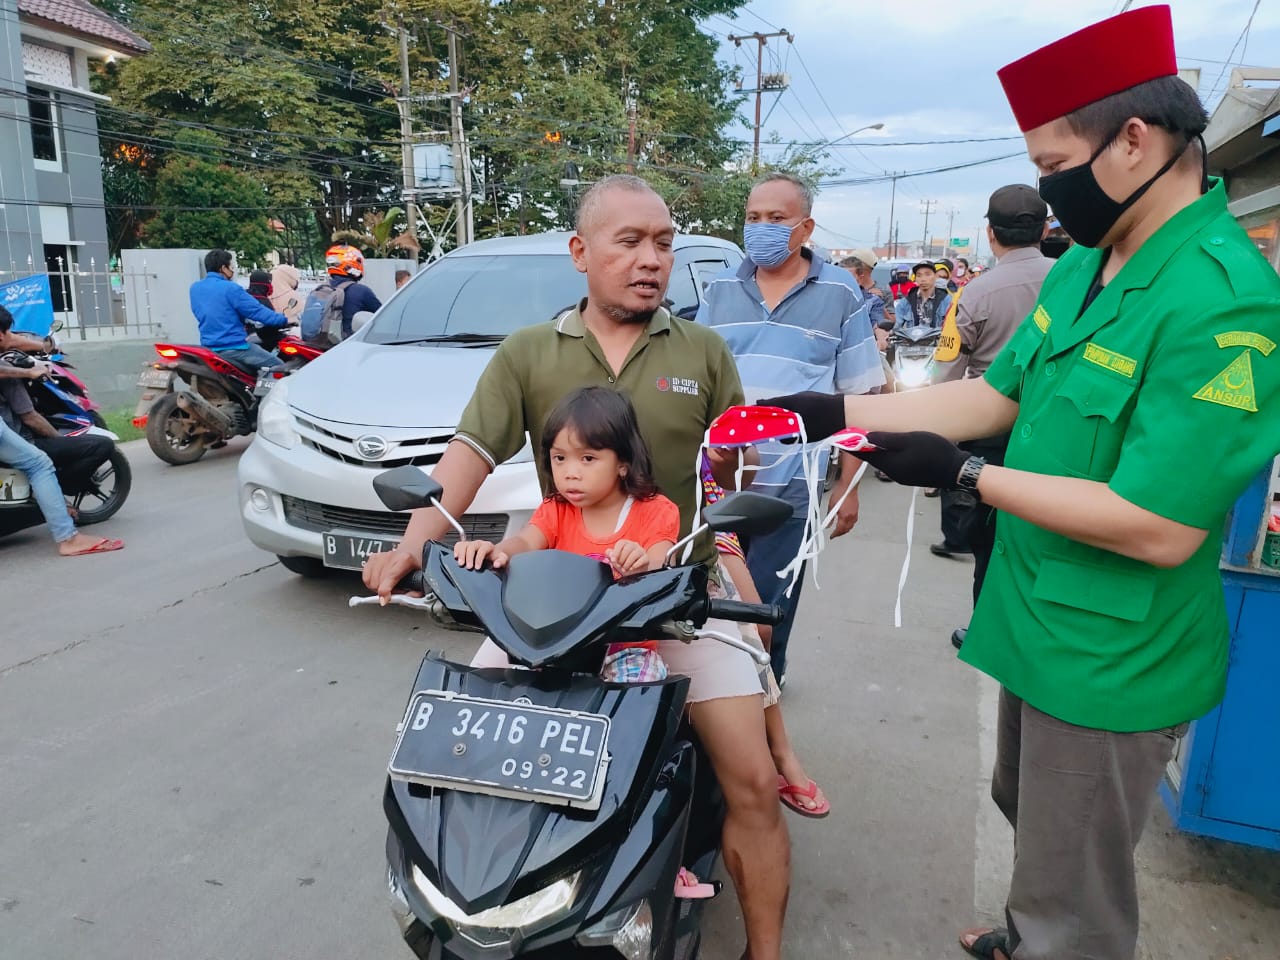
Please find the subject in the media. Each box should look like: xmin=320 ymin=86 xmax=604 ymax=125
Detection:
xmin=760 ymin=7 xmax=1280 ymax=958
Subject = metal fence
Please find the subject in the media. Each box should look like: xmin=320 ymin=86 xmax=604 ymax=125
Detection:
xmin=0 ymin=254 xmax=160 ymax=340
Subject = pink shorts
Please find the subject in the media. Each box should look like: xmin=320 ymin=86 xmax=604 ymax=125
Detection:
xmin=469 ymin=627 xmax=765 ymax=703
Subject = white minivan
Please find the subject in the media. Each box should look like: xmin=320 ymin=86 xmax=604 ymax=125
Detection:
xmin=237 ymin=231 xmax=744 ymax=576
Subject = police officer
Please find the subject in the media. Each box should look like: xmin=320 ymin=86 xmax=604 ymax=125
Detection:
xmin=764 ymin=6 xmax=1280 ymax=960
xmin=931 ymin=185 xmax=1054 ymax=653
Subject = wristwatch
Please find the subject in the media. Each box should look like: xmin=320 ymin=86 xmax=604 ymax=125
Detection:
xmin=955 ymin=456 xmax=986 ymax=500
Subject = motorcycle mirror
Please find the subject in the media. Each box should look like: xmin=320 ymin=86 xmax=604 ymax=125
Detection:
xmin=373 ymin=465 xmax=444 ymax=512
xmin=703 ymin=491 xmax=791 ymax=536
xmin=49 ymin=318 xmax=65 ymax=333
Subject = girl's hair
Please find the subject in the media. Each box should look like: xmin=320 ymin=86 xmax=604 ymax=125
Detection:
xmin=540 ymin=386 xmax=659 ymax=500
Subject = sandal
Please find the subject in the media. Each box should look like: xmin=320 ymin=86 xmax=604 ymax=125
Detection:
xmin=62 ymin=537 xmax=124 ymax=557
xmin=959 ymin=927 xmax=1010 ymax=960
xmin=674 ymin=867 xmax=720 ymax=900
xmin=777 ymin=775 xmax=831 ymax=818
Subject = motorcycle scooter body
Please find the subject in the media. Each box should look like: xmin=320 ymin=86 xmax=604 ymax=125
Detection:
xmin=375 ymin=468 xmax=788 ymax=960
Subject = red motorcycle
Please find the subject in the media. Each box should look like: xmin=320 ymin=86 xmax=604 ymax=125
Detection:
xmin=133 ymin=328 xmax=323 ymax=465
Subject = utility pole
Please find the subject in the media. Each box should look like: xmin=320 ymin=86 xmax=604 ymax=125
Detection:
xmin=446 ymin=27 xmax=473 ymax=247
xmin=626 ymin=99 xmax=637 ymax=173
xmin=874 ymin=217 xmax=880 ymax=247
xmin=944 ymin=207 xmax=957 ymax=258
xmin=729 ymin=29 xmax=792 ymax=170
xmin=920 ymin=199 xmax=939 ymax=259
xmin=395 ymin=24 xmax=418 ymax=249
xmin=887 ymin=172 xmax=900 ymax=258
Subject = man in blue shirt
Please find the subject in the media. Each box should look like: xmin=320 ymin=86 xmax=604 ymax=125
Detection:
xmin=698 ymin=173 xmax=884 ymax=684
xmin=323 ymin=244 xmax=382 ymax=338
xmin=189 ymin=250 xmax=290 ymax=370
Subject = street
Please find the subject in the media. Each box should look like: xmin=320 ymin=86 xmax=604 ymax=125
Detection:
xmin=3 ymin=440 xmax=1278 ymax=960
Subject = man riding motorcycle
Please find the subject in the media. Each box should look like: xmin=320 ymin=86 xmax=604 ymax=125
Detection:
xmin=323 ymin=244 xmax=381 ymax=340
xmin=190 ymin=249 xmax=290 ymax=371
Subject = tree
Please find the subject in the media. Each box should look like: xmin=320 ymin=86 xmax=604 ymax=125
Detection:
xmin=142 ymin=132 xmax=278 ymax=262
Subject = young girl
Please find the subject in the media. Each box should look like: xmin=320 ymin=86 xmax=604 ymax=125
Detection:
xmin=456 ymin=386 xmax=717 ymax=897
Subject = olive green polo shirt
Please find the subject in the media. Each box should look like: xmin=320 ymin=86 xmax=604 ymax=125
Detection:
xmin=455 ymin=302 xmax=743 ymax=564
xmin=969 ymin=180 xmax=1280 ymax=732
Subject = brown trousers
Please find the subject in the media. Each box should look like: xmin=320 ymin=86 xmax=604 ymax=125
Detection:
xmin=994 ymin=688 xmax=1185 ymax=960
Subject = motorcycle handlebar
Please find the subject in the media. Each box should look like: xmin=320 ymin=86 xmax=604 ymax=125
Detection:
xmin=397 ymin=569 xmax=427 ymax=594
xmin=705 ymin=598 xmax=785 ymax=626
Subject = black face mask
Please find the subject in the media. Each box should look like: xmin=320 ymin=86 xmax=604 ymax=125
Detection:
xmin=1037 ymin=132 xmax=1191 ymax=248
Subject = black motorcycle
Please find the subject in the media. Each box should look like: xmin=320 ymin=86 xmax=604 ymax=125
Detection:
xmin=352 ymin=466 xmax=789 ymax=960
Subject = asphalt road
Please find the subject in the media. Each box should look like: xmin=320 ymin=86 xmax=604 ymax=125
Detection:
xmin=3 ymin=439 xmax=1278 ymax=960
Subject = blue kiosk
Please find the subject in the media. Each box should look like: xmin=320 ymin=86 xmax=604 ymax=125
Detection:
xmin=1160 ymin=456 xmax=1280 ymax=850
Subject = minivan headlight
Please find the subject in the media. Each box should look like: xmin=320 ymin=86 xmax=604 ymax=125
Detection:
xmin=258 ymin=377 xmax=298 ymax=449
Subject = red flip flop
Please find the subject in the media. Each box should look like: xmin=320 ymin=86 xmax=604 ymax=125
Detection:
xmin=62 ymin=537 xmax=124 ymax=557
xmin=777 ymin=775 xmax=831 ymax=818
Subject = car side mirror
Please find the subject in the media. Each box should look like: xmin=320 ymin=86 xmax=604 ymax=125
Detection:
xmin=373 ymin=465 xmax=444 ymax=512
xmin=351 ymin=310 xmax=375 ymax=334
xmin=703 ymin=491 xmax=791 ymax=537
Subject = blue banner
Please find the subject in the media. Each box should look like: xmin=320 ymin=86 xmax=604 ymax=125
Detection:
xmin=0 ymin=275 xmax=57 ymax=335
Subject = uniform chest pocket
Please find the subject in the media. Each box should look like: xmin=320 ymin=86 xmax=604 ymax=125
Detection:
xmin=1047 ymin=364 xmax=1137 ymax=479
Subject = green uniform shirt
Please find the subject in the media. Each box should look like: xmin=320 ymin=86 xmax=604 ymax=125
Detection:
xmin=455 ymin=303 xmax=743 ymax=564
xmin=970 ymin=180 xmax=1280 ymax=732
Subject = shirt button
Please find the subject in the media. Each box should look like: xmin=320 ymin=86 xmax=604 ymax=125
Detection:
xmin=607 ymin=376 xmax=615 ymax=383
xmin=1044 ymin=361 xmax=1057 ymax=378
xmin=1020 ymin=423 xmax=1033 ymax=439
xmin=995 ymin=539 xmax=1006 ymax=555
xmin=1209 ymin=236 xmax=1225 ymax=246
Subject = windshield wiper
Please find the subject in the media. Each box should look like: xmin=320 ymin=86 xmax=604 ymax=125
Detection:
xmin=378 ymin=333 xmax=507 ymax=346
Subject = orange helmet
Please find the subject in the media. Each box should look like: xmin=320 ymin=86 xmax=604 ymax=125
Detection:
xmin=325 ymin=244 xmax=365 ymax=279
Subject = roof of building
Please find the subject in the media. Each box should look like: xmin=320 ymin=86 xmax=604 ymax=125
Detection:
xmin=18 ymin=0 xmax=151 ymax=55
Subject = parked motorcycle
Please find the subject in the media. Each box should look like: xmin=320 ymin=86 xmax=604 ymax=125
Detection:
xmin=0 ymin=352 xmax=131 ymax=536
xmin=887 ymin=323 xmax=942 ymax=391
xmin=133 ymin=329 xmax=322 ymax=465
xmin=351 ymin=466 xmax=788 ymax=960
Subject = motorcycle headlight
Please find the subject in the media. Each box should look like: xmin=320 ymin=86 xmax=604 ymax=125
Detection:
xmin=410 ymin=862 xmax=580 ymax=932
xmin=576 ymin=900 xmax=653 ymax=960
xmin=257 ymin=377 xmax=298 ymax=449
xmin=897 ymin=363 xmax=931 ymax=388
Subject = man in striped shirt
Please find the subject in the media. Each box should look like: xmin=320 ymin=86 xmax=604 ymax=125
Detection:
xmin=698 ymin=173 xmax=885 ymax=683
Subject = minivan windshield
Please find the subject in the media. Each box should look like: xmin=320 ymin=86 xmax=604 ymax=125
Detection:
xmin=366 ymin=253 xmax=587 ymax=345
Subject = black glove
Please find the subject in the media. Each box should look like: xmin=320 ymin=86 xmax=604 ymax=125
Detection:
xmin=758 ymin=391 xmax=846 ymax=441
xmin=858 ymin=431 xmax=969 ymax=489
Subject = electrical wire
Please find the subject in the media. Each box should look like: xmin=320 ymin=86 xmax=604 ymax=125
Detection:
xmin=1205 ymin=0 xmax=1263 ymax=104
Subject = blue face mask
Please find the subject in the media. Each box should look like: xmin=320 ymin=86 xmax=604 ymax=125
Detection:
xmin=743 ymin=222 xmax=798 ymax=268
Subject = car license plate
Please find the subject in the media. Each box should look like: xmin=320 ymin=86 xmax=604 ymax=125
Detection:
xmin=323 ymin=530 xmax=400 ymax=569
xmin=136 ymin=367 xmax=174 ymax=389
xmin=389 ymin=691 xmax=611 ymax=809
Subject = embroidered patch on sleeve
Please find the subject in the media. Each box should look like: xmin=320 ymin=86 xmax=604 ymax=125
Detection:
xmin=1032 ymin=306 xmax=1051 ymax=333
xmin=1214 ymin=331 xmax=1276 ymax=355
xmin=1082 ymin=343 xmax=1137 ymax=378
xmin=1193 ymin=350 xmax=1257 ymax=412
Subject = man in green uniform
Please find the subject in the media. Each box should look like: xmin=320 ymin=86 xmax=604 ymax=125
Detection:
xmin=765 ymin=6 xmax=1280 ymax=960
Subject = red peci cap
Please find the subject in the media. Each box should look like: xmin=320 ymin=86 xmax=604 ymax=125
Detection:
xmin=997 ymin=5 xmax=1178 ymax=133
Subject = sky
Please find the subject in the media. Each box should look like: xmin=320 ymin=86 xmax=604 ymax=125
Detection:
xmin=700 ymin=0 xmax=1280 ymax=260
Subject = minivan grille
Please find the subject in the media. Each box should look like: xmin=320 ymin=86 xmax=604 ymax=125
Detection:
xmin=282 ymin=497 xmax=509 ymax=543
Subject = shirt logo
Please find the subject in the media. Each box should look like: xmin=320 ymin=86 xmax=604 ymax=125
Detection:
xmin=1032 ymin=306 xmax=1051 ymax=333
xmin=1081 ymin=343 xmax=1137 ymax=379
xmin=1214 ymin=331 xmax=1276 ymax=355
xmin=657 ymin=376 xmax=699 ymax=396
xmin=1194 ymin=350 xmax=1258 ymax=412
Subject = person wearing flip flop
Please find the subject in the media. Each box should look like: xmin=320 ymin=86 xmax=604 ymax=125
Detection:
xmin=763 ymin=7 xmax=1280 ymax=959
xmin=0 ymin=327 xmax=124 ymax=556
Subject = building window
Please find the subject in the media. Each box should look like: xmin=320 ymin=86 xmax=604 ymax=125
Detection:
xmin=28 ymin=87 xmax=60 ymax=167
xmin=45 ymin=245 xmax=75 ymax=314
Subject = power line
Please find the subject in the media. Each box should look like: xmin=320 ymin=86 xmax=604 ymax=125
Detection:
xmin=1206 ymin=0 xmax=1263 ymax=103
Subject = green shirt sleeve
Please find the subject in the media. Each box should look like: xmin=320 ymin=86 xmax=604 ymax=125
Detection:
xmin=454 ymin=338 xmax=529 ymax=468
xmin=1108 ymin=299 xmax=1280 ymax=528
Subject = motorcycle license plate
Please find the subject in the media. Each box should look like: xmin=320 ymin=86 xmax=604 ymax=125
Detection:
xmin=900 ymin=346 xmax=933 ymax=358
xmin=389 ymin=691 xmax=610 ymax=809
xmin=323 ymin=530 xmax=400 ymax=569
xmin=137 ymin=367 xmax=174 ymax=389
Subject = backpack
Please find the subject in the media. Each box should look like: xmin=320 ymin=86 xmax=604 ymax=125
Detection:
xmin=299 ymin=280 xmax=352 ymax=345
